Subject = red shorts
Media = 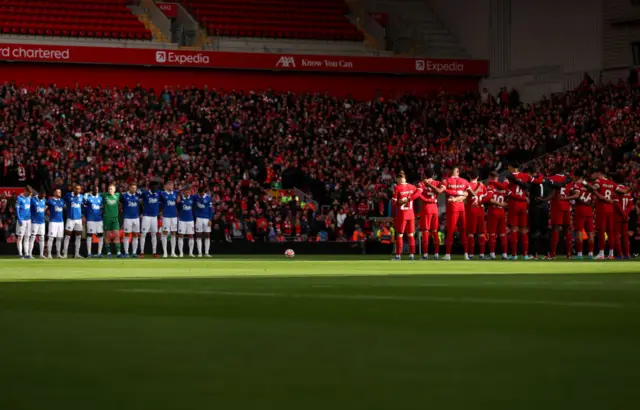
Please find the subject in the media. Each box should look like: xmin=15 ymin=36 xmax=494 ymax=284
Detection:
xmin=507 ymin=202 xmax=528 ymax=227
xmin=487 ymin=211 xmax=506 ymax=235
xmin=419 ymin=213 xmax=439 ymax=231
xmin=551 ymin=209 xmax=571 ymax=226
xmin=574 ymin=214 xmax=594 ymax=233
xmin=395 ymin=218 xmax=415 ymax=235
xmin=466 ymin=212 xmax=486 ymax=234
xmin=596 ymin=212 xmax=614 ymax=232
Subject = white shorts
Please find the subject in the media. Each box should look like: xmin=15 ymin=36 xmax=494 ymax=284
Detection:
xmin=65 ymin=219 xmax=83 ymax=232
xmin=196 ymin=217 xmax=211 ymax=233
xmin=16 ymin=220 xmax=31 ymax=237
xmin=162 ymin=217 xmax=178 ymax=233
xmin=141 ymin=216 xmax=159 ymax=234
xmin=123 ymin=218 xmax=141 ymax=234
xmin=86 ymin=221 xmax=104 ymax=235
xmin=31 ymin=223 xmax=45 ymax=236
xmin=48 ymin=222 xmax=64 ymax=238
xmin=178 ymin=221 xmax=194 ymax=235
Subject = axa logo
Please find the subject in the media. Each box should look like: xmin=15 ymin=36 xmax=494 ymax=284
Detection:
xmin=156 ymin=51 xmax=167 ymax=63
xmin=415 ymin=60 xmax=425 ymax=71
xmin=276 ymin=56 xmax=296 ymax=68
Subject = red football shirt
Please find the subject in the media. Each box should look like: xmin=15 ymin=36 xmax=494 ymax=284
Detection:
xmin=466 ymin=181 xmax=487 ymax=215
xmin=485 ymin=187 xmax=508 ymax=212
xmin=419 ymin=180 xmax=440 ymax=214
xmin=508 ymin=172 xmax=531 ymax=202
xmin=593 ymin=178 xmax=618 ymax=213
xmin=569 ymin=182 xmax=594 ymax=217
xmin=443 ymin=176 xmax=469 ymax=211
xmin=548 ymin=174 xmax=570 ymax=212
xmin=615 ymin=190 xmax=634 ymax=222
xmin=393 ymin=183 xmax=421 ymax=220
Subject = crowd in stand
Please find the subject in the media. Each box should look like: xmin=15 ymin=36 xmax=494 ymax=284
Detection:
xmin=0 ymin=79 xmax=638 ymax=244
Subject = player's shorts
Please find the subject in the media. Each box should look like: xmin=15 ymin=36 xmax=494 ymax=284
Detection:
xmin=65 ymin=219 xmax=83 ymax=232
xmin=123 ymin=218 xmax=141 ymax=234
xmin=195 ymin=217 xmax=211 ymax=234
xmin=507 ymin=202 xmax=528 ymax=227
xmin=466 ymin=212 xmax=486 ymax=235
xmin=16 ymin=220 xmax=31 ymax=237
xmin=419 ymin=213 xmax=439 ymax=231
xmin=395 ymin=218 xmax=415 ymax=235
xmin=31 ymin=223 xmax=45 ymax=236
xmin=104 ymin=217 xmax=120 ymax=231
xmin=141 ymin=216 xmax=159 ymax=234
xmin=550 ymin=209 xmax=571 ymax=226
xmin=86 ymin=221 xmax=104 ymax=235
xmin=446 ymin=210 xmax=466 ymax=233
xmin=178 ymin=220 xmax=195 ymax=235
xmin=487 ymin=212 xmax=506 ymax=235
xmin=596 ymin=212 xmax=614 ymax=232
xmin=162 ymin=217 xmax=178 ymax=233
xmin=574 ymin=215 xmax=594 ymax=233
xmin=48 ymin=222 xmax=64 ymax=238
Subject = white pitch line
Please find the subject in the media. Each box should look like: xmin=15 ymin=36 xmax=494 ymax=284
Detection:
xmin=118 ymin=289 xmax=624 ymax=309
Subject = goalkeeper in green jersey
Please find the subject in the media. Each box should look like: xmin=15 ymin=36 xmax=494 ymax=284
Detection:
xmin=101 ymin=184 xmax=122 ymax=258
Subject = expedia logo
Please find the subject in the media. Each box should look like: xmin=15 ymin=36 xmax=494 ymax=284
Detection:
xmin=156 ymin=51 xmax=167 ymax=63
xmin=276 ymin=56 xmax=296 ymax=68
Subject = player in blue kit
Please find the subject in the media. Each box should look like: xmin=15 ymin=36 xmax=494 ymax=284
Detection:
xmin=177 ymin=188 xmax=196 ymax=258
xmin=160 ymin=181 xmax=179 ymax=258
xmin=140 ymin=185 xmax=161 ymax=258
xmin=121 ymin=183 xmax=142 ymax=258
xmin=47 ymin=189 xmax=65 ymax=259
xmin=194 ymin=186 xmax=213 ymax=257
xmin=15 ymin=186 xmax=32 ymax=258
xmin=29 ymin=190 xmax=47 ymax=258
xmin=84 ymin=186 xmax=104 ymax=258
xmin=63 ymin=184 xmax=85 ymax=259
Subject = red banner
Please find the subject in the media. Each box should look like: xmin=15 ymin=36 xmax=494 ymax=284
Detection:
xmin=0 ymin=43 xmax=489 ymax=77
xmin=0 ymin=187 xmax=23 ymax=198
xmin=157 ymin=3 xmax=178 ymax=18
xmin=369 ymin=12 xmax=389 ymax=28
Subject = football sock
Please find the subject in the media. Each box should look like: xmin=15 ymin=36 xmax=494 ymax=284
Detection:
xmin=408 ymin=236 xmax=415 ymax=255
xmin=396 ymin=236 xmax=403 ymax=256
xmin=132 ymin=237 xmax=139 ymax=255
xmin=74 ymin=235 xmax=81 ymax=256
xmin=479 ymin=234 xmax=486 ymax=255
xmin=500 ymin=235 xmax=508 ymax=255
xmin=161 ymin=235 xmax=168 ymax=254
xmin=521 ymin=232 xmax=528 ymax=256
xmin=510 ymin=232 xmax=518 ymax=256
xmin=47 ymin=237 xmax=54 ymax=257
xmin=178 ymin=237 xmax=184 ymax=256
xmin=550 ymin=231 xmax=559 ymax=257
xmin=489 ymin=235 xmax=496 ymax=254
xmin=188 ymin=238 xmax=194 ymax=255
xmin=115 ymin=243 xmax=121 ymax=254
xmin=29 ymin=235 xmax=36 ymax=256
xmin=140 ymin=236 xmax=146 ymax=254
xmin=204 ymin=238 xmax=211 ymax=255
xmin=565 ymin=231 xmax=572 ymax=257
xmin=432 ymin=231 xmax=440 ymax=249
xmin=171 ymin=235 xmax=177 ymax=255
xmin=86 ymin=237 xmax=92 ymax=255
xmin=196 ymin=238 xmax=202 ymax=255
xmin=151 ymin=235 xmax=158 ymax=254
xmin=98 ymin=236 xmax=104 ymax=255
xmin=17 ymin=236 xmax=23 ymax=256
xmin=56 ymin=238 xmax=62 ymax=256
xmin=123 ymin=237 xmax=129 ymax=254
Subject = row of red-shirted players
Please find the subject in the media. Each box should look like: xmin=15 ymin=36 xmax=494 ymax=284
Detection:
xmin=391 ymin=165 xmax=635 ymax=260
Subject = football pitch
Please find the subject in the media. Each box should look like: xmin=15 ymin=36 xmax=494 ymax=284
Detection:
xmin=1 ymin=256 xmax=640 ymax=410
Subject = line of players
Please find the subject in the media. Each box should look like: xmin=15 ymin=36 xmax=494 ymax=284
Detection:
xmin=392 ymin=165 xmax=635 ymax=260
xmin=14 ymin=181 xmax=214 ymax=259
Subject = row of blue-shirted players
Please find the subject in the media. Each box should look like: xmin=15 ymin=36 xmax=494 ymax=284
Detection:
xmin=14 ymin=181 xmax=213 ymax=259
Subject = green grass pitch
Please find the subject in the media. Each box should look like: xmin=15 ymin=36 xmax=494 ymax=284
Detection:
xmin=1 ymin=256 xmax=640 ymax=409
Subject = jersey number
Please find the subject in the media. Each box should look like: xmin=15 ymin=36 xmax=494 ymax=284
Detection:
xmin=400 ymin=201 xmax=413 ymax=210
xmin=515 ymin=186 xmax=523 ymax=196
xmin=604 ymin=190 xmax=612 ymax=200
xmin=580 ymin=192 xmax=592 ymax=203
xmin=623 ymin=198 xmax=629 ymax=209
xmin=495 ymin=196 xmax=504 ymax=204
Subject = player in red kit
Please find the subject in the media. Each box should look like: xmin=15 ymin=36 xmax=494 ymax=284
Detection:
xmin=392 ymin=171 xmax=422 ymax=260
xmin=440 ymin=166 xmax=469 ymax=260
xmin=588 ymin=170 xmax=618 ymax=259
xmin=614 ymin=184 xmax=634 ymax=259
xmin=484 ymin=171 xmax=509 ymax=260
xmin=418 ymin=167 xmax=443 ymax=260
xmin=505 ymin=163 xmax=532 ymax=260
xmin=466 ymin=169 xmax=487 ymax=259
xmin=565 ymin=169 xmax=595 ymax=259
xmin=546 ymin=167 xmax=572 ymax=259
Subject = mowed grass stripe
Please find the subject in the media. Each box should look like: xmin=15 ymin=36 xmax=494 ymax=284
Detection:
xmin=118 ymin=288 xmax=626 ymax=309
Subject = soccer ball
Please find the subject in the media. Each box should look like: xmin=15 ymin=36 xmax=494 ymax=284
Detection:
xmin=284 ymin=249 xmax=295 ymax=258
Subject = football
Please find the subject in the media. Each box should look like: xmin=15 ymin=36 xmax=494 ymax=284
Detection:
xmin=284 ymin=249 xmax=295 ymax=258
